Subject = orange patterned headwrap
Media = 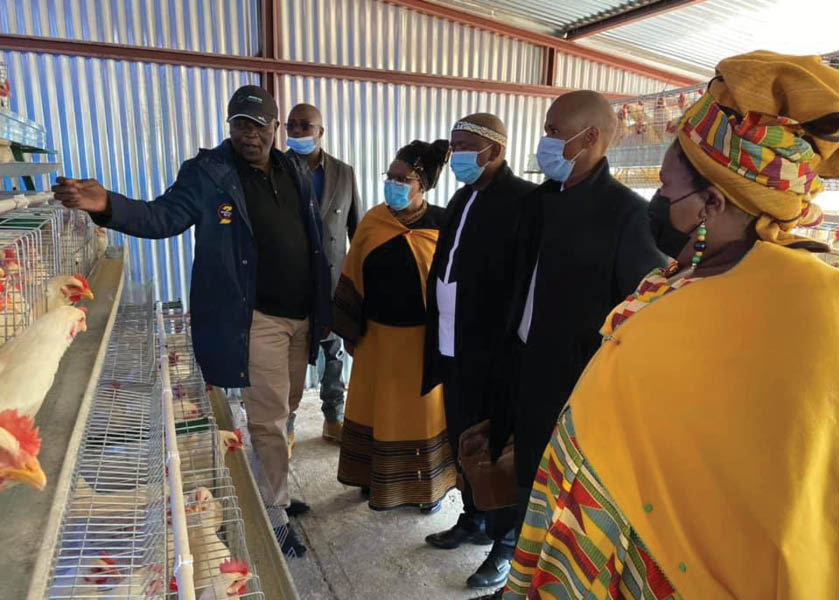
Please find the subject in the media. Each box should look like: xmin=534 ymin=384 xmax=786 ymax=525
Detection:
xmin=678 ymin=51 xmax=839 ymax=246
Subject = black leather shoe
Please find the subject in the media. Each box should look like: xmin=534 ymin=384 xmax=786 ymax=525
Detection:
xmin=275 ymin=523 xmax=307 ymax=558
xmin=425 ymin=515 xmax=493 ymax=549
xmin=286 ymin=498 xmax=311 ymax=517
xmin=466 ymin=544 xmax=513 ymax=589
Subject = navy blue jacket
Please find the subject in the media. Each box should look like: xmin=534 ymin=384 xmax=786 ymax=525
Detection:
xmin=93 ymin=140 xmax=332 ymax=388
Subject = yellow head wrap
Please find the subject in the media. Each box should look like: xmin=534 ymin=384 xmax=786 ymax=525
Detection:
xmin=677 ymin=51 xmax=839 ymax=246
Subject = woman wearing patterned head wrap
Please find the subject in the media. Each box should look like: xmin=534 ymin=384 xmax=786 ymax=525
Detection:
xmin=503 ymin=52 xmax=839 ymax=600
xmin=332 ymin=139 xmax=457 ymax=513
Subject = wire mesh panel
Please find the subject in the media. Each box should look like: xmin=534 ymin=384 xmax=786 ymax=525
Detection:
xmin=43 ymin=292 xmax=265 ymax=599
xmin=157 ymin=301 xmax=264 ymax=599
xmin=46 ymin=289 xmax=169 ymax=598
xmin=101 ymin=287 xmax=157 ymax=385
xmin=607 ymin=83 xmax=706 ymax=175
xmin=0 ymin=225 xmax=55 ymax=341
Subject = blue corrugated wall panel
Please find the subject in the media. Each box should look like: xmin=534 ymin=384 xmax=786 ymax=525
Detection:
xmin=3 ymin=49 xmax=258 ymax=307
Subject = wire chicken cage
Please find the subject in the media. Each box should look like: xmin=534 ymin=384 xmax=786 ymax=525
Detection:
xmin=0 ymin=196 xmax=103 ymax=345
xmin=0 ymin=223 xmax=57 ymax=342
xmin=607 ymin=52 xmax=839 ymax=190
xmin=101 ymin=294 xmax=157 ymax=385
xmin=43 ymin=293 xmax=264 ymax=599
xmin=606 ymin=83 xmax=706 ymax=186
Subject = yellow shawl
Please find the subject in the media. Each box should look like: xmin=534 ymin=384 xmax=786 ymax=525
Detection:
xmin=572 ymin=242 xmax=839 ymax=599
xmin=332 ymin=203 xmax=438 ymax=347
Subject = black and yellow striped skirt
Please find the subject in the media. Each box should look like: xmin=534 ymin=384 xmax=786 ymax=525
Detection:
xmin=337 ymin=320 xmax=456 ymax=510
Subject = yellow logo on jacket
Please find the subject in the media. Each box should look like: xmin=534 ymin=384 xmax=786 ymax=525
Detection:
xmin=217 ymin=203 xmax=234 ymax=224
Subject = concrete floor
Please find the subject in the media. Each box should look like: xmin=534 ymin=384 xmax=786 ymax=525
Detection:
xmin=283 ymin=391 xmax=497 ymax=600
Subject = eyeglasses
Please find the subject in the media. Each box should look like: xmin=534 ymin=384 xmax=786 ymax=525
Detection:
xmin=284 ymin=120 xmax=319 ymax=132
xmin=382 ymin=172 xmax=420 ymax=185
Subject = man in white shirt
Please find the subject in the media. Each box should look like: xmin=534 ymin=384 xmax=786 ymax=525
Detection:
xmin=422 ymin=113 xmax=537 ymax=590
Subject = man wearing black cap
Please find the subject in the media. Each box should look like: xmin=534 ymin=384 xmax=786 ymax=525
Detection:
xmin=53 ymin=85 xmax=332 ymax=557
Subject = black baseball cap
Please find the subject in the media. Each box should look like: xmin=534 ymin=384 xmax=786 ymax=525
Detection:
xmin=227 ymin=85 xmax=278 ymax=126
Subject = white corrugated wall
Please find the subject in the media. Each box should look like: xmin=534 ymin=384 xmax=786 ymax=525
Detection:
xmin=0 ymin=0 xmax=260 ymax=54
xmin=280 ymin=0 xmax=545 ymax=84
xmin=278 ymin=74 xmax=552 ymax=213
xmin=2 ymin=0 xmax=672 ymax=389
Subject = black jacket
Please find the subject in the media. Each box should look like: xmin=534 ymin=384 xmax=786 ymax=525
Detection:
xmin=93 ymin=140 xmax=332 ymax=388
xmin=490 ymin=158 xmax=667 ymax=484
xmin=422 ymin=163 xmax=536 ymax=436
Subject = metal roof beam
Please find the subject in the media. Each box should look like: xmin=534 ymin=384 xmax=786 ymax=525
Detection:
xmin=0 ymin=33 xmax=634 ymax=100
xmin=562 ymin=0 xmax=707 ymax=41
xmin=385 ymin=0 xmax=700 ymax=86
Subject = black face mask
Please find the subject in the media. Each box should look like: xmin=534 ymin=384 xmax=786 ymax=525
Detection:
xmin=648 ymin=189 xmax=699 ymax=259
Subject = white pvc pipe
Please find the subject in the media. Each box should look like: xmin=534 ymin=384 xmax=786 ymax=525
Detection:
xmin=156 ymin=303 xmax=197 ymax=600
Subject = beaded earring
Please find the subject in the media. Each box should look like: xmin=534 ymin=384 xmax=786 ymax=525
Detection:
xmin=692 ymin=221 xmax=707 ymax=268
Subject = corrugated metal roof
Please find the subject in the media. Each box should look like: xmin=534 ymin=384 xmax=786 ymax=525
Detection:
xmin=436 ymin=0 xmax=650 ymax=33
xmin=580 ymin=0 xmax=839 ymax=77
xmin=437 ymin=0 xmax=838 ymax=78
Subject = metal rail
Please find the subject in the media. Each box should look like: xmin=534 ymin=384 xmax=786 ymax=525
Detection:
xmin=156 ymin=302 xmax=196 ymax=600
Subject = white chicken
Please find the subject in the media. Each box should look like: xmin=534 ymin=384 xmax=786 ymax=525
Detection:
xmin=185 ymin=486 xmax=225 ymax=532
xmin=180 ymin=429 xmax=243 ymax=488
xmin=50 ymin=554 xmax=122 ymax=596
xmin=0 ymin=305 xmax=87 ymax=417
xmin=196 ymin=558 xmax=252 ymax=600
xmin=72 ymin=430 xmax=240 ymax=521
xmin=166 ymin=486 xmax=225 ymax=581
xmin=45 ymin=273 xmax=94 ymax=311
xmin=187 ymin=487 xmax=233 ymax=587
xmin=51 ymin=555 xmax=165 ymax=598
xmin=0 ymin=409 xmax=46 ymax=492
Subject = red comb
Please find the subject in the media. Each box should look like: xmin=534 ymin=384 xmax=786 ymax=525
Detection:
xmin=169 ymin=575 xmax=178 ymax=591
xmin=0 ymin=409 xmax=41 ymax=457
xmin=98 ymin=552 xmax=117 ymax=566
xmin=73 ymin=274 xmax=92 ymax=290
xmin=219 ymin=558 xmax=250 ymax=576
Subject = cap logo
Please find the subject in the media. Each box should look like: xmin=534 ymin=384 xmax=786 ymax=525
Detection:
xmin=247 ymin=95 xmax=263 ymax=103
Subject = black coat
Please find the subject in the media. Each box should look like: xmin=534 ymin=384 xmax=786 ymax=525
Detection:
xmin=422 ymin=163 xmax=537 ymax=439
xmin=94 ymin=140 xmax=332 ymax=388
xmin=490 ymin=158 xmax=667 ymax=486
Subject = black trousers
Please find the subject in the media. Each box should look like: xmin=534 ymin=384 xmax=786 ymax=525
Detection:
xmin=440 ymin=356 xmax=517 ymax=551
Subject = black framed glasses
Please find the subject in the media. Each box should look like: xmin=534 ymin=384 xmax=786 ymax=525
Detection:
xmin=382 ymin=172 xmax=420 ymax=185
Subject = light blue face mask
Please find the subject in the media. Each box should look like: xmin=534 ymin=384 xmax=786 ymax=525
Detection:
xmin=384 ymin=180 xmax=413 ymax=211
xmin=287 ymin=136 xmax=317 ymax=155
xmin=450 ymin=146 xmax=491 ymax=184
xmin=536 ymin=127 xmax=590 ymax=182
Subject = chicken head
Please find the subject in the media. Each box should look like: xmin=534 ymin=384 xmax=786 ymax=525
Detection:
xmin=198 ymin=558 xmax=252 ymax=599
xmin=0 ymin=409 xmax=46 ymax=492
xmin=219 ymin=429 xmax=244 ymax=453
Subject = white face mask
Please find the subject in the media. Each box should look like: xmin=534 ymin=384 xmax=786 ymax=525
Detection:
xmin=536 ymin=126 xmax=590 ymax=182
